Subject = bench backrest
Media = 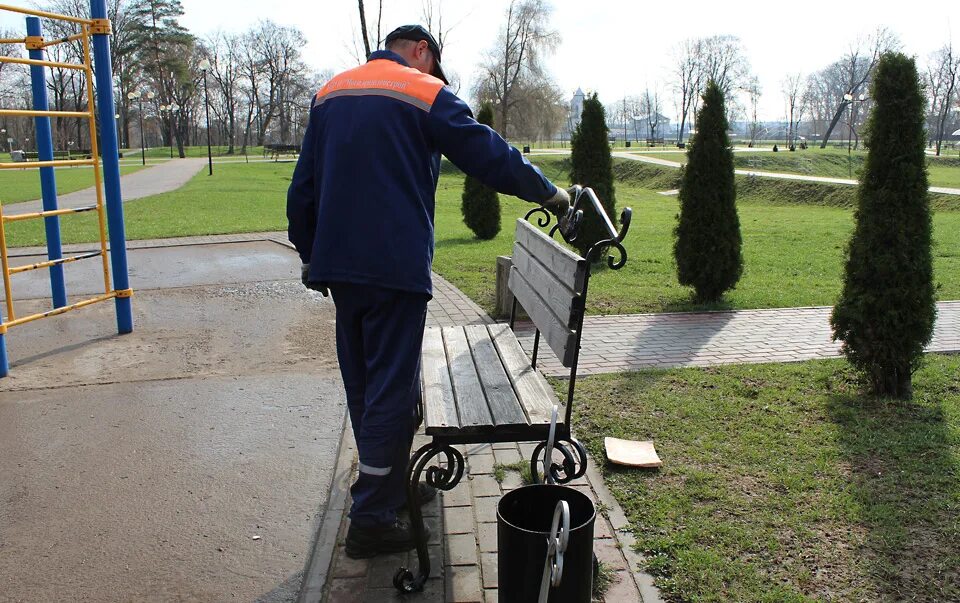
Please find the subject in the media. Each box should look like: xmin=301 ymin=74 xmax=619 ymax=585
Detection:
xmin=507 ymin=219 xmax=588 ymax=368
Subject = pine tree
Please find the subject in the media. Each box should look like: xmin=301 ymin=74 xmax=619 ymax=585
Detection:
xmin=569 ymin=93 xmax=616 ymax=258
xmin=673 ymin=80 xmax=743 ymax=303
xmin=130 ymin=0 xmax=194 ymax=157
xmin=830 ymin=53 xmax=936 ymax=399
xmin=461 ymin=104 xmax=501 ymax=240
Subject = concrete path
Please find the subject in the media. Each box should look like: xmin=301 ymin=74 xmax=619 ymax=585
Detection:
xmin=601 ymin=151 xmax=960 ymax=196
xmin=0 ymin=237 xmax=345 ymax=601
xmin=517 ymin=302 xmax=960 ymax=378
xmin=4 ymin=157 xmax=207 ymax=215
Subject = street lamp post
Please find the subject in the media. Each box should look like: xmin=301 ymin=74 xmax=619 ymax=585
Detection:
xmin=198 ymin=58 xmax=213 ymax=176
xmin=128 ymin=90 xmax=155 ymax=166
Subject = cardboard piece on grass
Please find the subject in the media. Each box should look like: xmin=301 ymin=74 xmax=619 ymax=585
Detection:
xmin=604 ymin=437 xmax=662 ymax=468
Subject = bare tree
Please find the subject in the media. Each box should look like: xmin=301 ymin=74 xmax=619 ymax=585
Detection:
xmin=671 ymin=38 xmax=702 ymax=146
xmin=355 ymin=0 xmax=383 ymax=61
xmin=699 ymin=35 xmax=750 ymax=95
xmin=203 ymin=32 xmax=244 ymax=153
xmin=641 ymin=87 xmax=662 ymax=141
xmin=742 ymin=76 xmax=762 ymax=146
xmin=782 ymin=73 xmax=806 ymax=149
xmin=0 ymin=28 xmax=21 ymax=80
xmin=926 ymin=42 xmax=959 ymax=156
xmin=473 ymin=0 xmax=560 ymax=138
xmin=421 ymin=0 xmax=455 ymax=54
xmin=251 ymin=21 xmax=308 ymax=144
xmin=818 ymin=27 xmax=900 ymax=148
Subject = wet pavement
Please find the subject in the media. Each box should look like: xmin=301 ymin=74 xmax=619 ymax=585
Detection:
xmin=0 ymin=239 xmax=345 ymax=601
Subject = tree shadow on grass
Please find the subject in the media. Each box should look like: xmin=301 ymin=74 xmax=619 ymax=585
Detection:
xmin=434 ymin=236 xmax=481 ymax=249
xmin=826 ymin=391 xmax=960 ymax=602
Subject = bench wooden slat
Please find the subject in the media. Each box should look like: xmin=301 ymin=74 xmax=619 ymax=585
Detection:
xmin=443 ymin=327 xmax=495 ymax=431
xmin=421 ymin=327 xmax=460 ymax=431
xmin=463 ymin=325 xmax=528 ymax=428
xmin=508 ymin=266 xmax=577 ymax=367
xmin=514 ymin=219 xmax=587 ymax=293
xmin=488 ymin=323 xmax=559 ymax=426
xmin=512 ymin=242 xmax=582 ymax=328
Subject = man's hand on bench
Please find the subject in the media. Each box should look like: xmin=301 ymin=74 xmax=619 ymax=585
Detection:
xmin=542 ymin=185 xmax=570 ymax=217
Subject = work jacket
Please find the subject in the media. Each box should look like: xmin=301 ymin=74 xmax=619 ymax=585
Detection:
xmin=286 ymin=50 xmax=557 ymax=296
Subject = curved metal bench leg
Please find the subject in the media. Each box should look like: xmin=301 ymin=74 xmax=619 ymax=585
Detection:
xmin=394 ymin=440 xmax=465 ymax=593
xmin=529 ymin=436 xmax=588 ymax=485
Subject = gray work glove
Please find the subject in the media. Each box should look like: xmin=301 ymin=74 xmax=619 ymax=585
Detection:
xmin=301 ymin=264 xmax=329 ymax=297
xmin=542 ymin=185 xmax=570 ymax=218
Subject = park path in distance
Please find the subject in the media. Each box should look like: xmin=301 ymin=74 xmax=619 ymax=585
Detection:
xmin=4 ymin=157 xmax=207 ymax=216
xmin=527 ymin=149 xmax=960 ymax=195
xmin=610 ymin=151 xmax=960 ymax=195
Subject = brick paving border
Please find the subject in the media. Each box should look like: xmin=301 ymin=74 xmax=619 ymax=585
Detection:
xmin=311 ymin=426 xmax=662 ymax=602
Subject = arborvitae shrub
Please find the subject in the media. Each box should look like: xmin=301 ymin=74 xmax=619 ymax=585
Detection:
xmin=830 ymin=52 xmax=936 ymax=399
xmin=461 ymin=103 xmax=501 ymax=240
xmin=569 ymin=93 xmax=616 ymax=258
xmin=673 ymin=80 xmax=743 ymax=303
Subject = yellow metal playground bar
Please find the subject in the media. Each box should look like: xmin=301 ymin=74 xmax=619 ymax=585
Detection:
xmin=0 ymin=1 xmax=134 ymax=377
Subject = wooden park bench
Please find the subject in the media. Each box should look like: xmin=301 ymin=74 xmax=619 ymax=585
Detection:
xmin=394 ymin=186 xmax=633 ymax=593
xmin=263 ymin=143 xmax=300 ymax=161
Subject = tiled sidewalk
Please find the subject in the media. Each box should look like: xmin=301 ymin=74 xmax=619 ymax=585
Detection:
xmin=316 ymin=429 xmax=659 ymax=603
xmin=517 ymin=302 xmax=960 ymax=377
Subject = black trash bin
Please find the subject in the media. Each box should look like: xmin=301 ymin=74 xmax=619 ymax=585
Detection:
xmin=523 ymin=145 xmax=531 ymax=154
xmin=497 ymin=484 xmax=596 ymax=602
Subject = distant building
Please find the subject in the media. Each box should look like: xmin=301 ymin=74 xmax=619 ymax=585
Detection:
xmin=560 ymin=87 xmax=586 ymax=141
xmin=570 ymin=87 xmax=585 ymax=127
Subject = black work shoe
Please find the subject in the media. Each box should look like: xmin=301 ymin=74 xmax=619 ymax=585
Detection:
xmin=345 ymin=519 xmax=430 ymax=559
xmin=399 ymin=482 xmax=439 ymax=511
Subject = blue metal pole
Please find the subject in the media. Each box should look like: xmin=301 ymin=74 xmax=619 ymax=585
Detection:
xmin=0 ymin=329 xmax=7 ymax=378
xmin=27 ymin=16 xmax=68 ymax=309
xmin=90 ymin=0 xmax=133 ymax=334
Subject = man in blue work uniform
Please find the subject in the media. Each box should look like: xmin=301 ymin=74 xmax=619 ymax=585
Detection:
xmin=287 ymin=25 xmax=570 ymax=559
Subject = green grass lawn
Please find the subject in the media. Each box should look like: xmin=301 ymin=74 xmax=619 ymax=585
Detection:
xmin=569 ymin=356 xmax=960 ymax=602
xmin=122 ymin=145 xmax=270 ymax=159
xmin=5 ymin=158 xmax=958 ymax=313
xmin=929 ymin=159 xmax=960 ymax=188
xmin=1 ymin=164 xmax=147 ymax=205
xmin=2 ymin=162 xmax=291 ymax=245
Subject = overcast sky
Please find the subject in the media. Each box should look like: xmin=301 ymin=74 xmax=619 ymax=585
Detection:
xmin=2 ymin=0 xmax=957 ymax=121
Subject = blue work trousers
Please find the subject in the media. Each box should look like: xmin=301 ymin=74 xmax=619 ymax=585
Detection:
xmin=330 ymin=282 xmax=428 ymax=528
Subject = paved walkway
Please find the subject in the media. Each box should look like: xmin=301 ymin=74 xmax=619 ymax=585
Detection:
xmin=4 ymin=157 xmax=207 ymax=215
xmin=311 ymin=433 xmax=660 ymax=603
xmin=517 ymin=303 xmax=960 ymax=378
xmin=612 ymin=151 xmax=960 ymax=195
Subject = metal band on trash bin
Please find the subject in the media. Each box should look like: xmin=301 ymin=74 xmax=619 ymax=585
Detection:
xmin=539 ymin=499 xmax=570 ymax=602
